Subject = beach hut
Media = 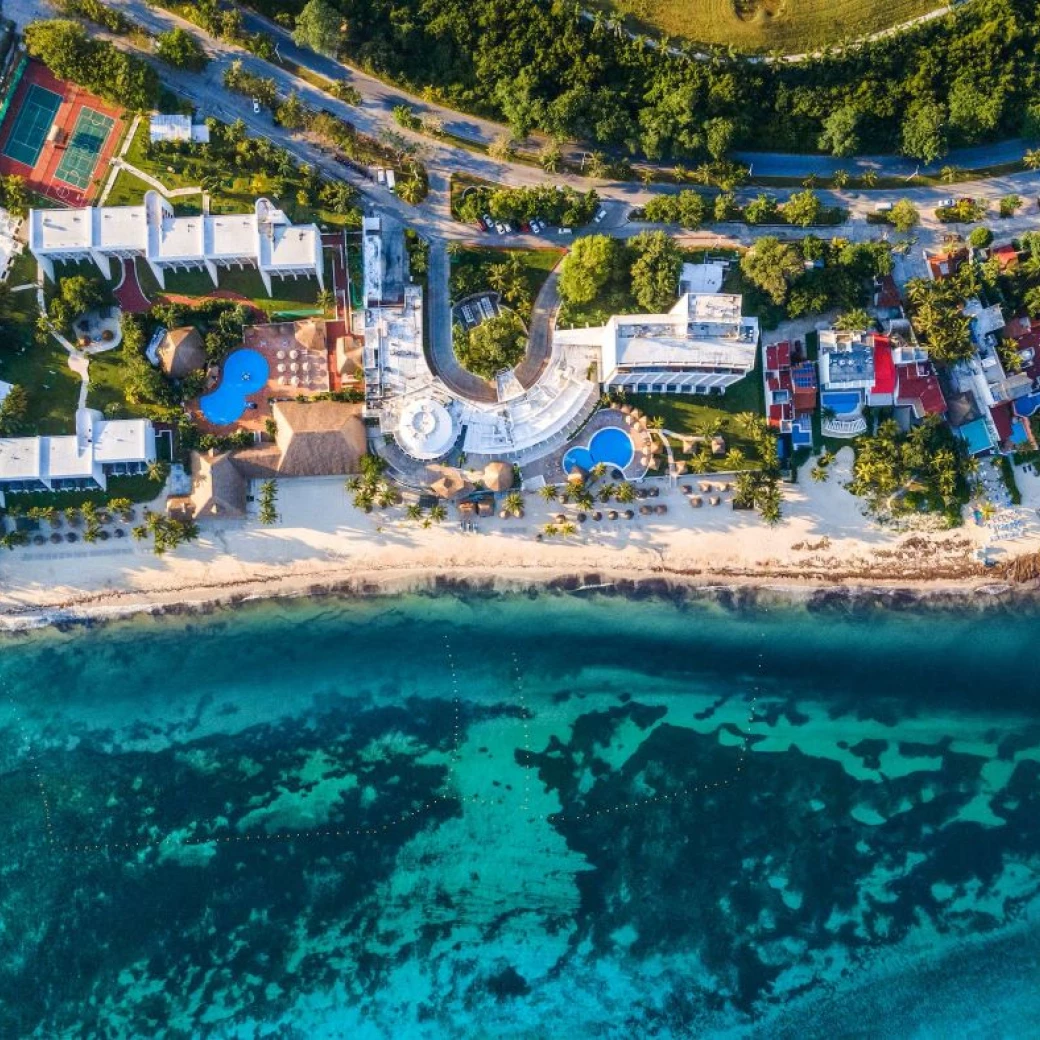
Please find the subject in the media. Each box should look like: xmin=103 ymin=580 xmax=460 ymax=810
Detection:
xmin=157 ymin=327 xmax=206 ymax=379
xmin=458 ymin=500 xmax=477 ymax=516
xmin=483 ymin=461 xmax=514 ymax=492
xmin=431 ymin=471 xmax=470 ymax=499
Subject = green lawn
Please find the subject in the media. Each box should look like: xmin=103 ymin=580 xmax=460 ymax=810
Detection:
xmin=6 ymin=251 xmax=39 ymax=288
xmin=86 ymin=348 xmax=148 ymax=420
xmin=134 ymin=258 xmax=329 ymax=318
xmin=0 ymin=277 xmax=82 ymax=434
xmin=7 ymin=473 xmax=167 ymax=511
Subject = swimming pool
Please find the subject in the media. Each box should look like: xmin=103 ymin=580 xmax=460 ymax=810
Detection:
xmin=821 ymin=390 xmax=862 ymax=416
xmin=1016 ymin=392 xmax=1040 ymax=418
xmin=562 ymin=426 xmax=635 ymax=475
xmin=200 ymin=349 xmax=269 ymax=426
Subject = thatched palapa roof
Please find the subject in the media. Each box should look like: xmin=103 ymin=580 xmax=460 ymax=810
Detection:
xmin=190 ymin=450 xmax=248 ymax=519
xmin=273 ymin=400 xmax=366 ymax=476
xmin=483 ymin=461 xmax=514 ymax=492
xmin=158 ymin=326 xmax=206 ymax=379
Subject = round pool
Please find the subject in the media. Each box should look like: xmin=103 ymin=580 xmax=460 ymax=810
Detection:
xmin=200 ymin=348 xmax=269 ymax=426
xmin=562 ymin=426 xmax=635 ymax=475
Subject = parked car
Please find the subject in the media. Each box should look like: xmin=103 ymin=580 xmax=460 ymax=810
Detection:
xmin=252 ymin=97 xmax=262 ymax=114
xmin=558 ymin=227 xmax=573 ymax=236
xmin=530 ymin=218 xmax=545 ymax=233
xmin=495 ymin=222 xmax=507 ymax=235
xmin=593 ymin=207 xmax=607 ymax=223
xmin=482 ymin=213 xmax=494 ymax=230
xmin=874 ymin=202 xmax=893 ymax=213
xmin=937 ymin=197 xmax=956 ymax=209
xmin=503 ymin=222 xmax=515 ymax=233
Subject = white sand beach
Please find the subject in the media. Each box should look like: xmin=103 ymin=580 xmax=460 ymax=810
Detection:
xmin=2 ymin=450 xmax=1037 ymax=626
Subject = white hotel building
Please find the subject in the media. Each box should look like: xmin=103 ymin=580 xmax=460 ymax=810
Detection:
xmin=0 ymin=409 xmax=156 ymax=505
xmin=29 ymin=192 xmax=324 ymax=296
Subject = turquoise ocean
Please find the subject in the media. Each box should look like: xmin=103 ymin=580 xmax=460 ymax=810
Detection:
xmin=1 ymin=591 xmax=1039 ymax=1038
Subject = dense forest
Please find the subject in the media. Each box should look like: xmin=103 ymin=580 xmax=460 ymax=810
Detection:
xmin=261 ymin=0 xmax=1040 ymax=161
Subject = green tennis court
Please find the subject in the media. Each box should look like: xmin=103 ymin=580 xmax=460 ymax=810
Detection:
xmin=1 ymin=83 xmax=61 ymax=167
xmin=53 ymin=107 xmax=115 ymax=189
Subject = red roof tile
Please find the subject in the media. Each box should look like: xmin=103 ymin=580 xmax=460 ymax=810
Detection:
xmin=992 ymin=244 xmax=1020 ymax=270
xmin=990 ymin=402 xmax=1013 ymax=441
xmin=896 ymin=363 xmax=946 ymax=416
xmin=874 ymin=275 xmax=901 ymax=310
xmin=871 ymin=338 xmax=896 ymax=395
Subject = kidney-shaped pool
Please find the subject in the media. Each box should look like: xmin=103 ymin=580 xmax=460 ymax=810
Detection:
xmin=562 ymin=426 xmax=635 ymax=475
xmin=200 ymin=348 xmax=269 ymax=426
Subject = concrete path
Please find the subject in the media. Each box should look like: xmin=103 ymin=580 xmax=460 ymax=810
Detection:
xmin=514 ymin=265 xmax=561 ymax=390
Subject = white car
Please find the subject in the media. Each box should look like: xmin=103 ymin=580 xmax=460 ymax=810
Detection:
xmin=531 ymin=217 xmax=545 ymax=233
xmin=593 ymin=208 xmax=607 ymax=223
xmin=937 ymin=197 xmax=956 ymax=209
xmin=558 ymin=227 xmax=573 ymax=236
xmin=252 ymin=97 xmax=261 ymax=114
xmin=495 ymin=222 xmax=506 ymax=235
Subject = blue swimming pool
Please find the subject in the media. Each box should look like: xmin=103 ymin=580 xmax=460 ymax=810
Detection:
xmin=562 ymin=426 xmax=635 ymax=475
xmin=821 ymin=391 xmax=862 ymax=416
xmin=1016 ymin=392 xmax=1040 ymax=417
xmin=200 ymin=348 xmax=269 ymax=426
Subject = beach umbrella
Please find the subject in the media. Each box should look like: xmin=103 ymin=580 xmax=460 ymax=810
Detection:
xmin=592 ymin=511 xmax=602 ymax=521
xmin=277 ymin=363 xmax=286 ymax=374
xmin=619 ymin=404 xmax=632 ymax=415
xmin=608 ymin=510 xmax=618 ymax=520
xmin=291 ymin=362 xmax=299 ymax=373
xmin=290 ymin=375 xmax=300 ymax=386
xmin=277 ymin=350 xmax=286 ymax=360
xmin=290 ymin=349 xmax=299 ymax=360
xmin=639 ymin=504 xmax=652 ymax=515
xmin=555 ymin=513 xmax=567 ymax=524
xmin=690 ymin=496 xmax=703 ymax=508
xmin=655 ymin=504 xmax=667 ymax=515
xmin=623 ymin=509 xmax=634 ymax=519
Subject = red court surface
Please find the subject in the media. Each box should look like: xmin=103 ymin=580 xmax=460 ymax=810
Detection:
xmin=0 ymin=61 xmax=125 ymax=207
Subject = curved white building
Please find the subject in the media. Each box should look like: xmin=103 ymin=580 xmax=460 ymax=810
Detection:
xmin=396 ymin=398 xmax=457 ymax=460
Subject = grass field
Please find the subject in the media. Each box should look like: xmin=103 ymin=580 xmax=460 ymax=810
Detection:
xmin=591 ymin=0 xmax=944 ymax=53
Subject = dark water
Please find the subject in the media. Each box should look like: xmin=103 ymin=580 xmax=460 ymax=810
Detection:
xmin=1 ymin=592 xmax=1038 ymax=1038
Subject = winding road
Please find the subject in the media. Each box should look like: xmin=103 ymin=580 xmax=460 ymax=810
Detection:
xmin=10 ymin=0 xmax=1040 ymax=403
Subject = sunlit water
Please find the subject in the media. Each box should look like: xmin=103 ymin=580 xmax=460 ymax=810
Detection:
xmin=1 ymin=592 xmax=1038 ymax=1038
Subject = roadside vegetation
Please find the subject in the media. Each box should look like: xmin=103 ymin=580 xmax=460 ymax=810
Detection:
xmin=247 ymin=0 xmax=1040 ymax=166
xmin=454 ymin=185 xmax=599 ymax=229
xmin=640 ymin=189 xmax=844 ymax=228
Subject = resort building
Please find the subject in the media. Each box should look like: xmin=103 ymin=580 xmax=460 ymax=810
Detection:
xmin=574 ymin=289 xmax=759 ymax=396
xmin=0 ymin=409 xmax=155 ymax=504
xmin=764 ymin=341 xmax=815 ymax=449
xmin=148 ymin=113 xmax=210 ymax=145
xmin=29 ymin=193 xmax=324 ymax=296
xmin=818 ymin=329 xmax=947 ymax=438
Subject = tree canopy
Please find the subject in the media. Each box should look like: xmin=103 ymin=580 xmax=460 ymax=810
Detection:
xmin=293 ymin=0 xmax=344 ymax=56
xmin=156 ymin=28 xmax=208 ymax=71
xmin=453 ymin=310 xmax=527 ymax=377
xmin=24 ymin=20 xmax=158 ymax=110
xmin=559 ymin=235 xmax=623 ymax=305
xmin=628 ymin=231 xmax=682 ymax=312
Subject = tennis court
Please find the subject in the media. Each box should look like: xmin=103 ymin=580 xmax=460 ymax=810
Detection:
xmin=1 ymin=83 xmax=61 ymax=168
xmin=53 ymin=107 xmax=115 ymax=189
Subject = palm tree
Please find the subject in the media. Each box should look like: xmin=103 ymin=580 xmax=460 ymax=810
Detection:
xmin=429 ymin=504 xmax=447 ymax=523
xmin=543 ymin=522 xmax=559 ymax=537
xmin=648 ymin=415 xmax=665 ymax=430
xmin=1024 ymin=149 xmax=1040 ymax=171
xmin=147 ymin=460 xmax=170 ymax=484
xmin=939 ymin=165 xmax=961 ymax=185
xmin=560 ymin=521 xmax=578 ymax=537
xmin=538 ymin=484 xmax=559 ymax=502
xmin=979 ymin=500 xmax=997 ymax=523
xmin=317 ymin=288 xmax=336 ymax=314
xmin=590 ymin=462 xmax=608 ymax=481
xmin=811 ymin=465 xmax=829 ymax=482
xmin=505 ymin=491 xmax=524 ymax=515
xmin=861 ymin=169 xmax=878 ymax=188
xmin=832 ymin=169 xmax=850 ymax=189
xmin=725 ymin=448 xmax=745 ymax=469
xmin=406 ymin=503 xmax=423 ymax=521
xmin=598 ymin=482 xmax=617 ymax=503
xmin=587 ymin=151 xmax=608 ymax=179
xmin=575 ymin=490 xmax=595 ymax=511
xmin=131 ymin=524 xmax=148 ymax=542
xmin=616 ymin=482 xmax=636 ymax=503
xmin=397 ymin=175 xmax=425 ymax=205
xmin=346 ymin=476 xmax=362 ymax=493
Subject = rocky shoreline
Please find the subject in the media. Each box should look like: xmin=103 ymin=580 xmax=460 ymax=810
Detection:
xmin=1 ymin=563 xmax=1035 ymax=636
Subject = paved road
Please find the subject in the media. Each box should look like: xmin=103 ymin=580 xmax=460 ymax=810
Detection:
xmin=514 ymin=266 xmax=562 ymax=390
xmin=426 ymin=240 xmax=497 ymax=402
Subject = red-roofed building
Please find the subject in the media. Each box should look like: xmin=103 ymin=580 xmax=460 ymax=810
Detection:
xmin=924 ymin=248 xmax=967 ymax=282
xmin=990 ymin=401 xmax=1013 ymax=443
xmin=895 ymin=361 xmax=946 ymax=418
xmin=763 ymin=340 xmax=814 ymax=447
xmin=871 ymin=336 xmax=897 ymax=396
xmin=991 ymin=244 xmax=1020 ymax=271
xmin=873 ymin=274 xmax=902 ymax=312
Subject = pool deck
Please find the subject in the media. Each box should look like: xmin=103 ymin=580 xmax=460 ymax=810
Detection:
xmin=522 ymin=407 xmax=651 ymax=486
xmin=191 ymin=320 xmax=333 ymax=433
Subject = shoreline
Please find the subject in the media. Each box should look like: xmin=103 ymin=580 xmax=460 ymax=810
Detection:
xmin=0 ymin=558 xmax=1032 ymax=635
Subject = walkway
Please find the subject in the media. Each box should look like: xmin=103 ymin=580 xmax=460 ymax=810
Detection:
xmin=113 ymin=258 xmax=151 ymax=313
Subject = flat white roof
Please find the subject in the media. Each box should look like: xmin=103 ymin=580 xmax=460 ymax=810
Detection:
xmin=155 ymin=214 xmax=204 ymax=262
xmin=680 ymin=262 xmax=725 ymax=295
xmin=263 ymin=224 xmax=319 ymax=269
xmin=93 ymin=418 xmax=152 ymax=462
xmin=31 ymin=208 xmax=92 ymax=252
xmin=207 ymin=214 xmax=256 ymax=258
xmin=0 ymin=437 xmax=41 ymax=479
xmin=93 ymin=206 xmax=147 ymax=252
xmin=615 ymin=331 xmax=758 ymax=371
xmin=47 ymin=436 xmax=94 ymax=479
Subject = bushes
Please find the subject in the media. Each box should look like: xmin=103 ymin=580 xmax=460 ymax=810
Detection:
xmin=24 ymin=19 xmax=158 ymax=110
xmin=452 ymin=311 xmax=527 ymax=377
xmin=54 ymin=0 xmax=132 ymax=33
xmin=455 ymin=185 xmax=598 ymax=228
xmin=642 ymin=190 xmax=842 ymax=229
xmin=156 ymin=28 xmax=208 ymax=71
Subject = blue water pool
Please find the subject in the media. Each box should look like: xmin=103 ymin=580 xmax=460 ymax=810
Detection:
xmin=562 ymin=426 xmax=635 ymax=474
xmin=821 ymin=391 xmax=862 ymax=416
xmin=1016 ymin=392 xmax=1040 ymax=417
xmin=200 ymin=348 xmax=269 ymax=426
